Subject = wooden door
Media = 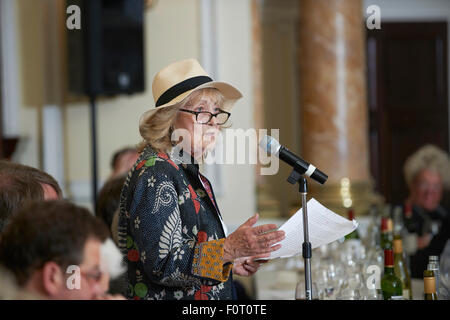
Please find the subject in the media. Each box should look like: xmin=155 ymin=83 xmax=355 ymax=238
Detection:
xmin=367 ymin=22 xmax=449 ymax=205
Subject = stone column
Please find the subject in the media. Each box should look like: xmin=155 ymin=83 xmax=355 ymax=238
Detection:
xmin=298 ymin=0 xmax=379 ymax=216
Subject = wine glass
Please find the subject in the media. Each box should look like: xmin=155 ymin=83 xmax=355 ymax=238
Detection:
xmin=360 ymin=288 xmax=383 ymax=300
xmin=336 ymin=287 xmax=361 ymax=300
xmin=295 ymin=280 xmax=320 ymax=300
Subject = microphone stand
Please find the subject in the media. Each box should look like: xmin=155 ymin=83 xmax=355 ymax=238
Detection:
xmin=287 ymin=170 xmax=312 ymax=300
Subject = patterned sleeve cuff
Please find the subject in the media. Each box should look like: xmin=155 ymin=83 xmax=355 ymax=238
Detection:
xmin=192 ymin=239 xmax=233 ymax=282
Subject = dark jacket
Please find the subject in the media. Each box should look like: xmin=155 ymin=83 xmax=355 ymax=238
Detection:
xmin=118 ymin=145 xmax=233 ymax=300
xmin=410 ymin=214 xmax=450 ymax=278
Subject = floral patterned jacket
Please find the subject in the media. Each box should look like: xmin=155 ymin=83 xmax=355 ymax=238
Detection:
xmin=117 ymin=145 xmax=234 ymax=300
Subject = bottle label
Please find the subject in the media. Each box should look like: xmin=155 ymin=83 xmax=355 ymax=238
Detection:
xmin=424 ymin=277 xmax=436 ymax=294
xmin=402 ymin=289 xmax=410 ymax=300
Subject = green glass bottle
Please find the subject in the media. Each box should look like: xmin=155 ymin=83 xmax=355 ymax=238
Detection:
xmin=424 ymin=269 xmax=438 ymax=300
xmin=345 ymin=208 xmax=360 ymax=240
xmin=427 ymin=256 xmax=440 ymax=295
xmin=393 ymin=236 xmax=412 ymax=299
xmin=381 ymin=249 xmax=403 ymax=300
xmin=380 ymin=217 xmax=393 ymax=250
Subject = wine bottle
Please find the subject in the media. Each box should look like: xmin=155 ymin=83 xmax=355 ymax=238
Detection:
xmin=427 ymin=256 xmax=440 ymax=295
xmin=424 ymin=269 xmax=438 ymax=300
xmin=380 ymin=217 xmax=393 ymax=250
xmin=393 ymin=236 xmax=412 ymax=299
xmin=345 ymin=208 xmax=360 ymax=240
xmin=381 ymin=249 xmax=403 ymax=300
xmin=388 ymin=218 xmax=394 ymax=242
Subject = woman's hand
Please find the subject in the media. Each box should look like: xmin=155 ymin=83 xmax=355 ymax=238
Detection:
xmin=233 ymin=254 xmax=270 ymax=277
xmin=223 ymin=213 xmax=285 ymax=263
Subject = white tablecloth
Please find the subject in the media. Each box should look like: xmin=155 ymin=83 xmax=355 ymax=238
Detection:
xmin=254 ymin=265 xmax=425 ymax=300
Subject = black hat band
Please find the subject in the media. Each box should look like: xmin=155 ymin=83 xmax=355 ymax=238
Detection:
xmin=155 ymin=76 xmax=213 ymax=107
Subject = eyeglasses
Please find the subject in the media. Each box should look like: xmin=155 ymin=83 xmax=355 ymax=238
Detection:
xmin=179 ymin=108 xmax=231 ymax=125
xmin=81 ymin=269 xmax=103 ymax=283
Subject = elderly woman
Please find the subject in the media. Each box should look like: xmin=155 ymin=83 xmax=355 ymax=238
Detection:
xmin=118 ymin=59 xmax=285 ymax=300
xmin=403 ymin=144 xmax=450 ymax=246
xmin=403 ymin=144 xmax=450 ymax=278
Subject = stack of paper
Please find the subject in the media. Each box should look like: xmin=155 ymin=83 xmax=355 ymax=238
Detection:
xmin=268 ymin=198 xmax=358 ymax=259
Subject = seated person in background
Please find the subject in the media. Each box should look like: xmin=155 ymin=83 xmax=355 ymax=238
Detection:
xmin=0 ymin=160 xmax=62 ymax=200
xmin=403 ymin=144 xmax=450 ymax=277
xmin=22 ymin=164 xmax=62 ymax=200
xmin=96 ymin=175 xmax=127 ymax=236
xmin=96 ymin=175 xmax=128 ymax=295
xmin=109 ymin=147 xmax=139 ymax=179
xmin=0 ymin=168 xmax=44 ymax=235
xmin=0 ymin=200 xmax=125 ymax=300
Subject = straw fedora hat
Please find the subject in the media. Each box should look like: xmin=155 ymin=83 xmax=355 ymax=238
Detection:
xmin=139 ymin=58 xmax=243 ymax=126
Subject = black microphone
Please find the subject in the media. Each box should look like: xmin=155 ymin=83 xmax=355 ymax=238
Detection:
xmin=259 ymin=135 xmax=328 ymax=184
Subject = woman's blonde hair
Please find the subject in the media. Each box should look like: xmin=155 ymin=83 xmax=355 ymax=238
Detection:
xmin=137 ymin=88 xmax=226 ymax=153
xmin=403 ymin=144 xmax=450 ymax=190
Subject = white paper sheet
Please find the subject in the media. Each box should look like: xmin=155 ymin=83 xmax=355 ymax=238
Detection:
xmin=267 ymin=198 xmax=358 ymax=259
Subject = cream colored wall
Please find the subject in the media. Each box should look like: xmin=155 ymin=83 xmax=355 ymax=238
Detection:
xmin=213 ymin=0 xmax=256 ymax=228
xmin=8 ymin=0 xmax=44 ymax=168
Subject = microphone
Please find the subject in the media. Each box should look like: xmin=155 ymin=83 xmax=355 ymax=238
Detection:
xmin=259 ymin=135 xmax=328 ymax=184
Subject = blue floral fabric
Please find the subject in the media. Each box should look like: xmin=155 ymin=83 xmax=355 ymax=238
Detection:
xmin=117 ymin=145 xmax=233 ymax=300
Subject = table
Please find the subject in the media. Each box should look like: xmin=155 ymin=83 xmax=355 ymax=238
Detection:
xmin=254 ymin=263 xmax=425 ymax=300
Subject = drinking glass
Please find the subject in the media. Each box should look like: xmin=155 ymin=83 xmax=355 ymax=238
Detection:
xmin=295 ymin=280 xmax=320 ymax=300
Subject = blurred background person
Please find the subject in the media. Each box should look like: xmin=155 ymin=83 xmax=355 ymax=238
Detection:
xmin=96 ymin=174 xmax=126 ymax=237
xmin=403 ymin=145 xmax=450 ymax=250
xmin=0 ymin=160 xmax=63 ymax=236
xmin=0 ymin=163 xmax=44 ymax=236
xmin=109 ymin=147 xmax=139 ymax=179
xmin=0 ymin=160 xmax=62 ymax=200
xmin=96 ymin=174 xmax=128 ymax=295
xmin=0 ymin=200 xmax=125 ymax=300
xmin=402 ymin=145 xmax=450 ymax=278
xmin=22 ymin=164 xmax=63 ymax=200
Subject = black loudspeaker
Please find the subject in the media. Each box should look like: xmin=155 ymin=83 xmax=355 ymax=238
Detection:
xmin=67 ymin=0 xmax=145 ymax=96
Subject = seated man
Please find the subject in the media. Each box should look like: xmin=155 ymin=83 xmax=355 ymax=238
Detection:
xmin=0 ymin=160 xmax=63 ymax=236
xmin=0 ymin=169 xmax=44 ymax=235
xmin=0 ymin=200 xmax=124 ymax=300
xmin=0 ymin=160 xmax=62 ymax=200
